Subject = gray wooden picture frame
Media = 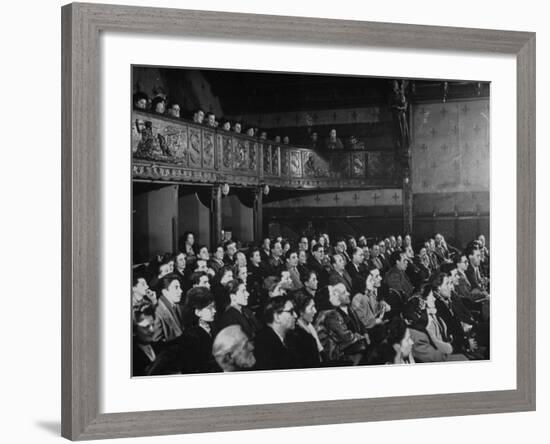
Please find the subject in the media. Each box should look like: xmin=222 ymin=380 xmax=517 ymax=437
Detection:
xmin=61 ymin=2 xmax=536 ymax=440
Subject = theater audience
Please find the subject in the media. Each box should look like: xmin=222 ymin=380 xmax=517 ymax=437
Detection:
xmin=133 ymin=230 xmax=489 ymax=374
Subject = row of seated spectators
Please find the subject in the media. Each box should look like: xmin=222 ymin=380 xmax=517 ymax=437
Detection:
xmin=133 ymin=91 xmax=364 ymax=150
xmin=132 ymin=231 xmax=490 ymax=375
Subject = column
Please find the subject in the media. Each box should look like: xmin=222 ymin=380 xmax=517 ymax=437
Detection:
xmin=210 ymin=184 xmax=222 ymax=248
xmin=253 ymin=186 xmax=263 ymax=243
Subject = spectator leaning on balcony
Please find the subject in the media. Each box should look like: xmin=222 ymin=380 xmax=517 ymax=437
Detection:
xmin=133 ymin=91 xmax=149 ymax=110
xmin=193 ymin=108 xmax=205 ymax=124
xmin=151 ymin=96 xmax=166 ymax=115
xmin=282 ymin=136 xmax=290 ymax=145
xmin=232 ymin=122 xmax=242 ymax=134
xmin=205 ymin=112 xmax=216 ymax=128
xmin=220 ymin=119 xmax=231 ymax=131
xmin=167 ymin=103 xmax=181 ymax=118
xmin=324 ymin=128 xmax=344 ymax=150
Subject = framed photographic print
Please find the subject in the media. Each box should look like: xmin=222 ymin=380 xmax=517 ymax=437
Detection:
xmin=61 ymin=2 xmax=535 ymax=440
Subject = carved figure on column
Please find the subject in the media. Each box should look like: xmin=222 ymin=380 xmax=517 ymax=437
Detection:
xmin=389 ymin=80 xmax=410 ymax=156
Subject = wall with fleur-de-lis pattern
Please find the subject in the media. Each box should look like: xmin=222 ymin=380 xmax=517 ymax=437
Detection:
xmin=411 ymin=99 xmax=490 ymax=248
xmin=412 ymin=99 xmax=490 ymax=194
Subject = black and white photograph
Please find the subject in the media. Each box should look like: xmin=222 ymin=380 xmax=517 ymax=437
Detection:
xmin=131 ymin=66 xmax=490 ymax=376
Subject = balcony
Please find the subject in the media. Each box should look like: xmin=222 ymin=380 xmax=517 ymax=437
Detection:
xmin=132 ymin=110 xmax=401 ymax=189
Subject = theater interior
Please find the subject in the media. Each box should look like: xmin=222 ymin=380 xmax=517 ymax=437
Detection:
xmin=132 ymin=66 xmax=489 ymax=263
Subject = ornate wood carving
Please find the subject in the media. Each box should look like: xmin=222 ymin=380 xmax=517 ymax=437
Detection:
xmin=202 ymin=130 xmax=215 ymax=169
xmin=131 ymin=111 xmax=402 ymax=189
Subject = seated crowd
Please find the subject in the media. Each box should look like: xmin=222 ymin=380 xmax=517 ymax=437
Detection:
xmin=132 ymin=231 xmax=490 ymax=376
xmin=134 ymin=91 xmax=363 ymax=150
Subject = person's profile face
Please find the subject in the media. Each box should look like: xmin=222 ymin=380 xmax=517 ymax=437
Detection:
xmin=135 ymin=315 xmax=155 ymax=344
xmin=133 ymin=278 xmax=149 ymax=297
xmin=236 ymin=252 xmax=246 ymax=266
xmin=228 ymin=243 xmax=237 ymax=256
xmin=279 ymin=301 xmax=297 ymax=330
xmin=368 ymin=270 xmax=382 ymax=289
xmin=306 ymin=273 xmax=318 ymax=291
xmin=221 ymin=271 xmax=233 ymax=285
xmin=302 ymin=300 xmax=317 ymax=324
xmin=288 ymin=253 xmax=298 ymax=267
xmin=168 ymin=105 xmax=180 ymax=117
xmin=135 ymin=98 xmax=147 ymax=109
xmin=164 ymin=280 xmax=182 ymax=304
xmin=197 ymin=111 xmax=204 ymax=123
xmin=176 ymin=253 xmax=186 ymax=270
xmin=232 ymin=333 xmax=255 ymax=369
xmin=199 ymin=247 xmax=209 ymax=260
xmin=313 ymin=248 xmax=324 ymax=260
xmin=198 ymin=275 xmax=210 ymax=289
xmin=234 ymin=284 xmax=249 ymax=306
xmin=155 ymin=102 xmax=165 ymax=114
xmin=196 ymin=302 xmax=216 ymax=323
xmin=252 ymin=251 xmax=261 ymax=265
xmin=273 ymin=242 xmax=282 ymax=257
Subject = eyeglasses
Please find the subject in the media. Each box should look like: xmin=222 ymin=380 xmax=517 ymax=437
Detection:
xmin=281 ymin=308 xmax=296 ymax=315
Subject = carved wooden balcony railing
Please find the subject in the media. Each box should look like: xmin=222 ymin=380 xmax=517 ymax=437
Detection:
xmin=132 ymin=111 xmax=401 ymax=189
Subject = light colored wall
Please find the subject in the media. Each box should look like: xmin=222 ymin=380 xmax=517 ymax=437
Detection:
xmin=178 ymin=193 xmax=211 ymax=247
xmin=222 ymin=195 xmax=254 ymax=243
xmin=147 ymin=185 xmax=178 ymax=255
xmin=412 ymin=98 xmax=490 ymax=194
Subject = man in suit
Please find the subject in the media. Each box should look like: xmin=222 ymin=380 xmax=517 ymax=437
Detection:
xmin=329 ymin=253 xmax=353 ymax=294
xmin=432 ymin=270 xmax=470 ymax=354
xmin=223 ymin=240 xmax=237 ymax=266
xmin=267 ymin=240 xmax=286 ymax=277
xmin=260 ymin=237 xmax=271 ymax=263
xmin=153 ymin=274 xmax=184 ymax=344
xmin=465 ymin=246 xmax=489 ymax=292
xmin=384 ymin=250 xmax=414 ymax=300
xmin=307 ymin=244 xmax=329 ymax=287
xmin=254 ymin=296 xmax=298 ymax=370
xmin=345 ymin=247 xmax=367 ymax=296
xmin=454 ymin=252 xmax=490 ymax=322
xmin=369 ymin=244 xmax=384 ymax=272
xmin=377 ymin=241 xmax=391 ymax=273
